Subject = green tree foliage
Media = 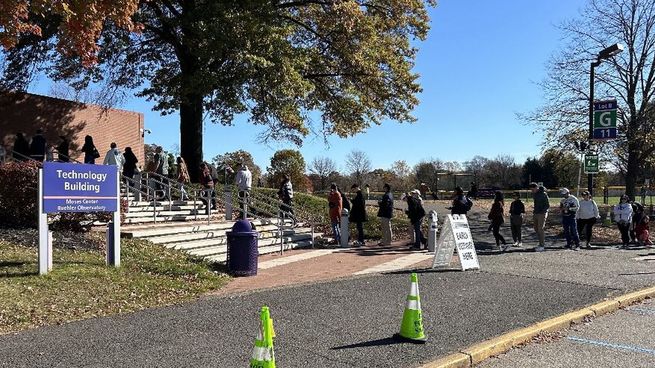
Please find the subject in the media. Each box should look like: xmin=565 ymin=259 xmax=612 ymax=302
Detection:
xmin=1 ymin=0 xmax=436 ymax=181
xmin=267 ymin=149 xmax=307 ymax=192
xmin=212 ymin=150 xmax=262 ymax=185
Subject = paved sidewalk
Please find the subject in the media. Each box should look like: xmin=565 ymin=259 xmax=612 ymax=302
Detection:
xmin=481 ymin=299 xmax=655 ymax=368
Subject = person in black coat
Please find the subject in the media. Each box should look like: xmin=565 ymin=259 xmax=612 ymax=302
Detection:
xmin=81 ymin=135 xmax=99 ymax=164
xmin=56 ymin=136 xmax=70 ymax=162
xmin=12 ymin=133 xmax=30 ymax=161
xmin=349 ymin=184 xmax=368 ymax=246
xmin=29 ymin=129 xmax=47 ymax=161
xmin=122 ymin=147 xmax=139 ymax=180
xmin=377 ymin=183 xmax=394 ymax=246
xmin=406 ymin=190 xmax=427 ymax=249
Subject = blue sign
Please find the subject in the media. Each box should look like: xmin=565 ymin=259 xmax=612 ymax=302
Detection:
xmin=593 ymin=128 xmax=617 ymax=140
xmin=594 ymin=100 xmax=617 ymax=111
xmin=43 ymin=162 xmax=118 ymax=213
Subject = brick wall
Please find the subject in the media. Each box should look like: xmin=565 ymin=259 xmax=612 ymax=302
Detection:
xmin=0 ymin=91 xmax=144 ymax=164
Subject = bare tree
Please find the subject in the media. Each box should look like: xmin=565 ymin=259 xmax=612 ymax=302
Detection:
xmin=464 ymin=155 xmax=490 ymax=184
xmin=345 ymin=150 xmax=372 ymax=185
xmin=523 ymin=0 xmax=655 ymax=198
xmin=309 ymin=156 xmax=338 ymax=191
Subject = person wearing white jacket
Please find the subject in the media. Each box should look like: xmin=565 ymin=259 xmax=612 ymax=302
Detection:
xmin=102 ymin=142 xmax=125 ymax=171
xmin=613 ymin=194 xmax=634 ymax=248
xmin=576 ymin=191 xmax=600 ymax=248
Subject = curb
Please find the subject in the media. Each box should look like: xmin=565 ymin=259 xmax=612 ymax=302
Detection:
xmin=420 ymin=286 xmax=655 ymax=368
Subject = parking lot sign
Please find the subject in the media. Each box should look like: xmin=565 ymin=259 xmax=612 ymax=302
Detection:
xmin=593 ymin=99 xmax=617 ymax=140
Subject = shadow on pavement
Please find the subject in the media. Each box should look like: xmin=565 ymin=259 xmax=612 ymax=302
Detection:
xmin=330 ymin=336 xmax=404 ymax=350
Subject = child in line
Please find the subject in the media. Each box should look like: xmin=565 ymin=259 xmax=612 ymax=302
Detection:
xmin=635 ymin=215 xmax=653 ymax=248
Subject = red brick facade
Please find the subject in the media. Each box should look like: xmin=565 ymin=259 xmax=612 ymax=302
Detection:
xmin=0 ymin=91 xmax=144 ymax=163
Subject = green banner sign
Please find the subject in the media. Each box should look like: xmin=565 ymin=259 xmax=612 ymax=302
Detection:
xmin=584 ymin=154 xmax=600 ymax=174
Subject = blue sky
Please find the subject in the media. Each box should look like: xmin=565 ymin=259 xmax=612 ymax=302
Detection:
xmin=30 ymin=0 xmax=587 ymax=172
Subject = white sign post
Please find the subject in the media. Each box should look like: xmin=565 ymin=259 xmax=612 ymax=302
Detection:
xmin=431 ymin=214 xmax=480 ymax=271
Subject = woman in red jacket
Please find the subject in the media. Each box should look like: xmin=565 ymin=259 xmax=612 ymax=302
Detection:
xmin=328 ymin=183 xmax=343 ymax=245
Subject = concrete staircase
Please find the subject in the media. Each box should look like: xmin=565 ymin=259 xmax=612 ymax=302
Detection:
xmin=121 ymin=218 xmax=318 ymax=263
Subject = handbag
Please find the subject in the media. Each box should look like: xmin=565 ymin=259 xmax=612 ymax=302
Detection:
xmin=92 ymin=148 xmax=100 ymax=159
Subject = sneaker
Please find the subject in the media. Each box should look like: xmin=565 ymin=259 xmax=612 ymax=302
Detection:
xmin=573 ymin=245 xmax=580 ymax=251
xmin=585 ymin=242 xmax=591 ymax=249
xmin=535 ymin=246 xmax=545 ymax=252
xmin=517 ymin=242 xmax=523 ymax=247
xmin=512 ymin=241 xmax=518 ymax=247
xmin=501 ymin=243 xmax=511 ymax=252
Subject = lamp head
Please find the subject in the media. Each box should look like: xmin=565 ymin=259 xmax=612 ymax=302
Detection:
xmin=598 ymin=43 xmax=624 ymax=60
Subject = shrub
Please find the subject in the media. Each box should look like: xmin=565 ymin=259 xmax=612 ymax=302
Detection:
xmin=0 ymin=161 xmax=40 ymax=228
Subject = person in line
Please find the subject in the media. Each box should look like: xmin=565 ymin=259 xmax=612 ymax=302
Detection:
xmin=12 ymin=133 xmax=30 ymax=161
xmin=468 ymin=182 xmax=479 ymax=200
xmin=509 ymin=191 xmax=525 ymax=247
xmin=153 ymin=146 xmax=169 ymax=199
xmin=377 ymin=183 xmax=394 ymax=246
xmin=406 ymin=189 xmax=427 ymax=249
xmin=339 ymin=187 xmax=351 ymax=212
xmin=278 ymin=175 xmax=294 ymax=215
xmin=103 ymin=142 xmax=125 ymax=171
xmin=56 ymin=136 xmax=70 ymax=162
xmin=559 ymin=188 xmax=580 ymax=250
xmin=349 ymin=184 xmax=368 ymax=247
xmin=636 ymin=215 xmax=653 ymax=248
xmin=450 ymin=186 xmax=472 ymax=216
xmin=576 ymin=191 xmax=600 ymax=249
xmin=122 ymin=147 xmax=139 ymax=186
xmin=365 ymin=184 xmax=370 ymax=200
xmin=176 ymin=157 xmax=190 ymax=200
xmin=81 ymin=135 xmax=99 ymax=164
xmin=236 ymin=164 xmax=253 ymax=205
xmin=630 ymin=200 xmax=645 ymax=244
xmin=530 ymin=182 xmax=550 ymax=252
xmin=489 ymin=191 xmax=509 ymax=251
xmin=0 ymin=145 xmax=5 ymax=163
xmin=614 ymin=194 xmax=633 ymax=249
xmin=29 ymin=129 xmax=47 ymax=161
xmin=199 ymin=162 xmax=216 ymax=210
xmin=328 ymin=183 xmax=343 ymax=245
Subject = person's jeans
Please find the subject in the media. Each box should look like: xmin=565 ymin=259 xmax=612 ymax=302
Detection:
xmin=356 ymin=222 xmax=364 ymax=243
xmin=533 ymin=213 xmax=548 ymax=247
xmin=413 ymin=217 xmax=426 ymax=248
xmin=562 ymin=215 xmax=580 ymax=246
xmin=510 ymin=215 xmax=523 ymax=243
xmin=577 ymin=218 xmax=596 ymax=243
xmin=331 ymin=220 xmax=341 ymax=243
xmin=380 ymin=217 xmax=392 ymax=245
xmin=618 ymin=222 xmax=631 ymax=245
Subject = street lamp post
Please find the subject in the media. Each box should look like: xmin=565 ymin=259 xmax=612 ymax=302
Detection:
xmin=588 ymin=43 xmax=624 ymax=195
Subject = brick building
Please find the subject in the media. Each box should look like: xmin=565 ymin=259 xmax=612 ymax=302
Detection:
xmin=0 ymin=91 xmax=145 ymax=163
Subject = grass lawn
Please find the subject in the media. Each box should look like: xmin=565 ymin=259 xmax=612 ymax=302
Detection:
xmin=0 ymin=236 xmax=229 ymax=335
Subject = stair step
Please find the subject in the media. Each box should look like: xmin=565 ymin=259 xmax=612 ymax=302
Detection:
xmin=121 ymin=218 xmax=274 ymax=238
xmin=123 ymin=214 xmax=219 ymax=224
xmin=147 ymin=224 xmax=281 ymax=244
xmin=204 ymin=240 xmax=314 ymax=263
xmin=167 ymin=232 xmax=313 ymax=253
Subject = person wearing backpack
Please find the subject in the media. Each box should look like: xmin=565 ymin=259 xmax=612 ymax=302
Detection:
xmin=377 ymin=183 xmax=394 ymax=246
xmin=450 ymin=186 xmax=472 ymax=215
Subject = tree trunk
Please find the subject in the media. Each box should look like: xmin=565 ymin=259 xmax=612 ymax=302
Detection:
xmin=180 ymin=93 xmax=204 ymax=183
xmin=624 ymin=146 xmax=640 ymax=200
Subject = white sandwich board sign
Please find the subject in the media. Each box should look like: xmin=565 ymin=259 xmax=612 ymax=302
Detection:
xmin=431 ymin=214 xmax=480 ymax=271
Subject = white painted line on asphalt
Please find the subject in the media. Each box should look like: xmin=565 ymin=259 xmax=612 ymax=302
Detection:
xmin=627 ymin=307 xmax=655 ymax=315
xmin=354 ymin=252 xmax=433 ymax=275
xmin=258 ymin=249 xmax=343 ymax=270
xmin=567 ymin=336 xmax=655 ymax=356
